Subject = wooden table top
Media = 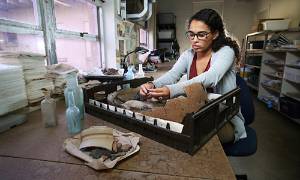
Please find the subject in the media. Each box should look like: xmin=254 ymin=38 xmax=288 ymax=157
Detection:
xmin=0 ymin=101 xmax=236 ymax=180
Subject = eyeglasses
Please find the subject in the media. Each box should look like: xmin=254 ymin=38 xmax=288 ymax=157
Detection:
xmin=186 ymin=31 xmax=211 ymax=40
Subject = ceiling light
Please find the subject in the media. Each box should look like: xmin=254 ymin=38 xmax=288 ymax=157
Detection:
xmin=54 ymin=0 xmax=71 ymax=7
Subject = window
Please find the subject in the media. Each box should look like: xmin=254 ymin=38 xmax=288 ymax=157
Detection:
xmin=0 ymin=31 xmax=45 ymax=55
xmin=139 ymin=28 xmax=148 ymax=48
xmin=0 ymin=0 xmax=103 ymax=71
xmin=0 ymin=0 xmax=44 ymax=55
xmin=54 ymin=0 xmax=102 ymax=71
xmin=0 ymin=0 xmax=39 ymax=25
xmin=56 ymin=38 xmax=100 ymax=71
xmin=54 ymin=0 xmax=98 ymax=35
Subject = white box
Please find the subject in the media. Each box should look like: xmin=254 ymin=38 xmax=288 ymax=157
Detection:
xmin=158 ymin=13 xmax=175 ymax=25
xmin=262 ymin=19 xmax=290 ymax=31
xmin=158 ymin=30 xmax=174 ymax=39
xmin=284 ymin=66 xmax=300 ymax=83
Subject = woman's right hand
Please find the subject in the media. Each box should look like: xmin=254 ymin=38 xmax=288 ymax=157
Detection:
xmin=139 ymin=82 xmax=155 ymax=99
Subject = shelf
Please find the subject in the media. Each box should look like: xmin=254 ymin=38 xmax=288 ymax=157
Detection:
xmin=158 ymin=39 xmax=174 ymax=43
xmin=246 ymin=82 xmax=258 ymax=91
xmin=245 ymin=64 xmax=261 ymax=69
xmin=246 ymin=31 xmax=266 ymax=37
xmin=278 ymin=111 xmax=300 ymax=124
xmin=246 ymin=28 xmax=300 ymax=37
xmin=246 ymin=53 xmax=263 ymax=57
xmin=245 ymin=29 xmax=300 ymax=122
xmin=261 ymin=84 xmax=281 ymax=94
xmin=118 ymin=36 xmax=131 ymax=40
xmin=283 ymin=78 xmax=300 ymax=84
xmin=282 ymin=92 xmax=300 ymax=102
xmin=265 ymin=48 xmax=300 ymax=53
xmin=263 ymin=62 xmax=284 ymax=66
xmin=158 ymin=24 xmax=176 ymax=29
xmin=286 ymin=64 xmax=300 ymax=69
xmin=263 ymin=73 xmax=282 ymax=79
xmin=246 ymin=49 xmax=264 ymax=54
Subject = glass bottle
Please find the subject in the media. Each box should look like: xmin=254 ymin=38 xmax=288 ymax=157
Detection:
xmin=123 ymin=66 xmax=135 ymax=89
xmin=64 ymin=73 xmax=84 ymax=124
xmin=41 ymin=90 xmax=57 ymax=127
xmin=135 ymin=64 xmax=145 ymax=78
xmin=66 ymin=91 xmax=81 ymax=134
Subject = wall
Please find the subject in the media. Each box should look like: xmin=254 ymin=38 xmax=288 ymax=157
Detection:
xmin=157 ymin=0 xmax=257 ymax=53
xmin=102 ymin=0 xmax=118 ymax=68
xmin=147 ymin=2 xmax=157 ymax=50
xmin=255 ymin=0 xmax=300 ymax=28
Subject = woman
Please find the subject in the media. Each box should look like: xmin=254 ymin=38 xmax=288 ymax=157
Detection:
xmin=139 ymin=8 xmax=246 ymax=143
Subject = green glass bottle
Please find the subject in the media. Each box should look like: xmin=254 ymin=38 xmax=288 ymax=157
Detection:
xmin=66 ymin=91 xmax=81 ymax=134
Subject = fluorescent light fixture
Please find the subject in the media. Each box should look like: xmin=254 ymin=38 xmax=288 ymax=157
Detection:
xmin=54 ymin=0 xmax=71 ymax=7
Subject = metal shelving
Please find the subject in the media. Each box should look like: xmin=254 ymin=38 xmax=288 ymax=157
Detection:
xmin=243 ymin=29 xmax=300 ymax=121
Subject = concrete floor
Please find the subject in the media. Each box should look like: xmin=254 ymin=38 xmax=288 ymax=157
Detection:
xmin=229 ymin=94 xmax=300 ymax=180
xmin=152 ymin=61 xmax=300 ymax=180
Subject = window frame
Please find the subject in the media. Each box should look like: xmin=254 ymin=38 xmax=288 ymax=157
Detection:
xmin=139 ymin=28 xmax=148 ymax=48
xmin=0 ymin=0 xmax=104 ymax=68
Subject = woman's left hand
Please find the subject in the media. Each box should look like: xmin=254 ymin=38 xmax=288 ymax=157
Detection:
xmin=148 ymin=86 xmax=170 ymax=100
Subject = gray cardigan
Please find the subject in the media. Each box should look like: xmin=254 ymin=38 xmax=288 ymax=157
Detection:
xmin=153 ymin=46 xmax=247 ymax=142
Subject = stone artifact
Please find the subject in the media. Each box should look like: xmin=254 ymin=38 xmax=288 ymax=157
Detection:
xmin=142 ymin=83 xmax=208 ymax=123
xmin=63 ymin=126 xmax=140 ymax=170
xmin=107 ymin=83 xmax=208 ymax=123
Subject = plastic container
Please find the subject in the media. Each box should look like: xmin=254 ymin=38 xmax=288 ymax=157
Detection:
xmin=240 ymin=67 xmax=251 ymax=80
xmin=158 ymin=42 xmax=172 ymax=53
xmin=247 ymin=56 xmax=262 ymax=66
xmin=248 ymin=41 xmax=264 ymax=49
xmin=158 ymin=13 xmax=175 ymax=25
xmin=158 ymin=30 xmax=174 ymax=39
xmin=293 ymin=40 xmax=300 ymax=48
xmin=262 ymin=19 xmax=290 ymax=31
xmin=41 ymin=90 xmax=57 ymax=127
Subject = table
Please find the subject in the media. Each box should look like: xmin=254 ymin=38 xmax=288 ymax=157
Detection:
xmin=0 ymin=101 xmax=236 ymax=180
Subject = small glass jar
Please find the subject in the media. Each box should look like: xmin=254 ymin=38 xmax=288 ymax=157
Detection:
xmin=41 ymin=90 xmax=57 ymax=127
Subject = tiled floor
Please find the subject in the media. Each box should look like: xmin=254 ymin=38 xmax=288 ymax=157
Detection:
xmin=229 ymin=95 xmax=300 ymax=180
xmin=153 ymin=61 xmax=300 ymax=180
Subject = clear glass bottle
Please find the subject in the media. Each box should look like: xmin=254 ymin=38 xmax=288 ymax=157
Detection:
xmin=66 ymin=91 xmax=81 ymax=134
xmin=123 ymin=66 xmax=135 ymax=89
xmin=64 ymin=73 xmax=84 ymax=124
xmin=41 ymin=90 xmax=57 ymax=127
xmin=135 ymin=64 xmax=145 ymax=78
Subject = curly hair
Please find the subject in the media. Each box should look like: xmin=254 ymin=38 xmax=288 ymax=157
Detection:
xmin=188 ymin=9 xmax=240 ymax=64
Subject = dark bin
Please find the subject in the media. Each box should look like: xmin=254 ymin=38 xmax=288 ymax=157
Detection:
xmin=280 ymin=97 xmax=300 ymax=119
xmin=246 ymin=56 xmax=262 ymax=66
xmin=248 ymin=41 xmax=264 ymax=49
